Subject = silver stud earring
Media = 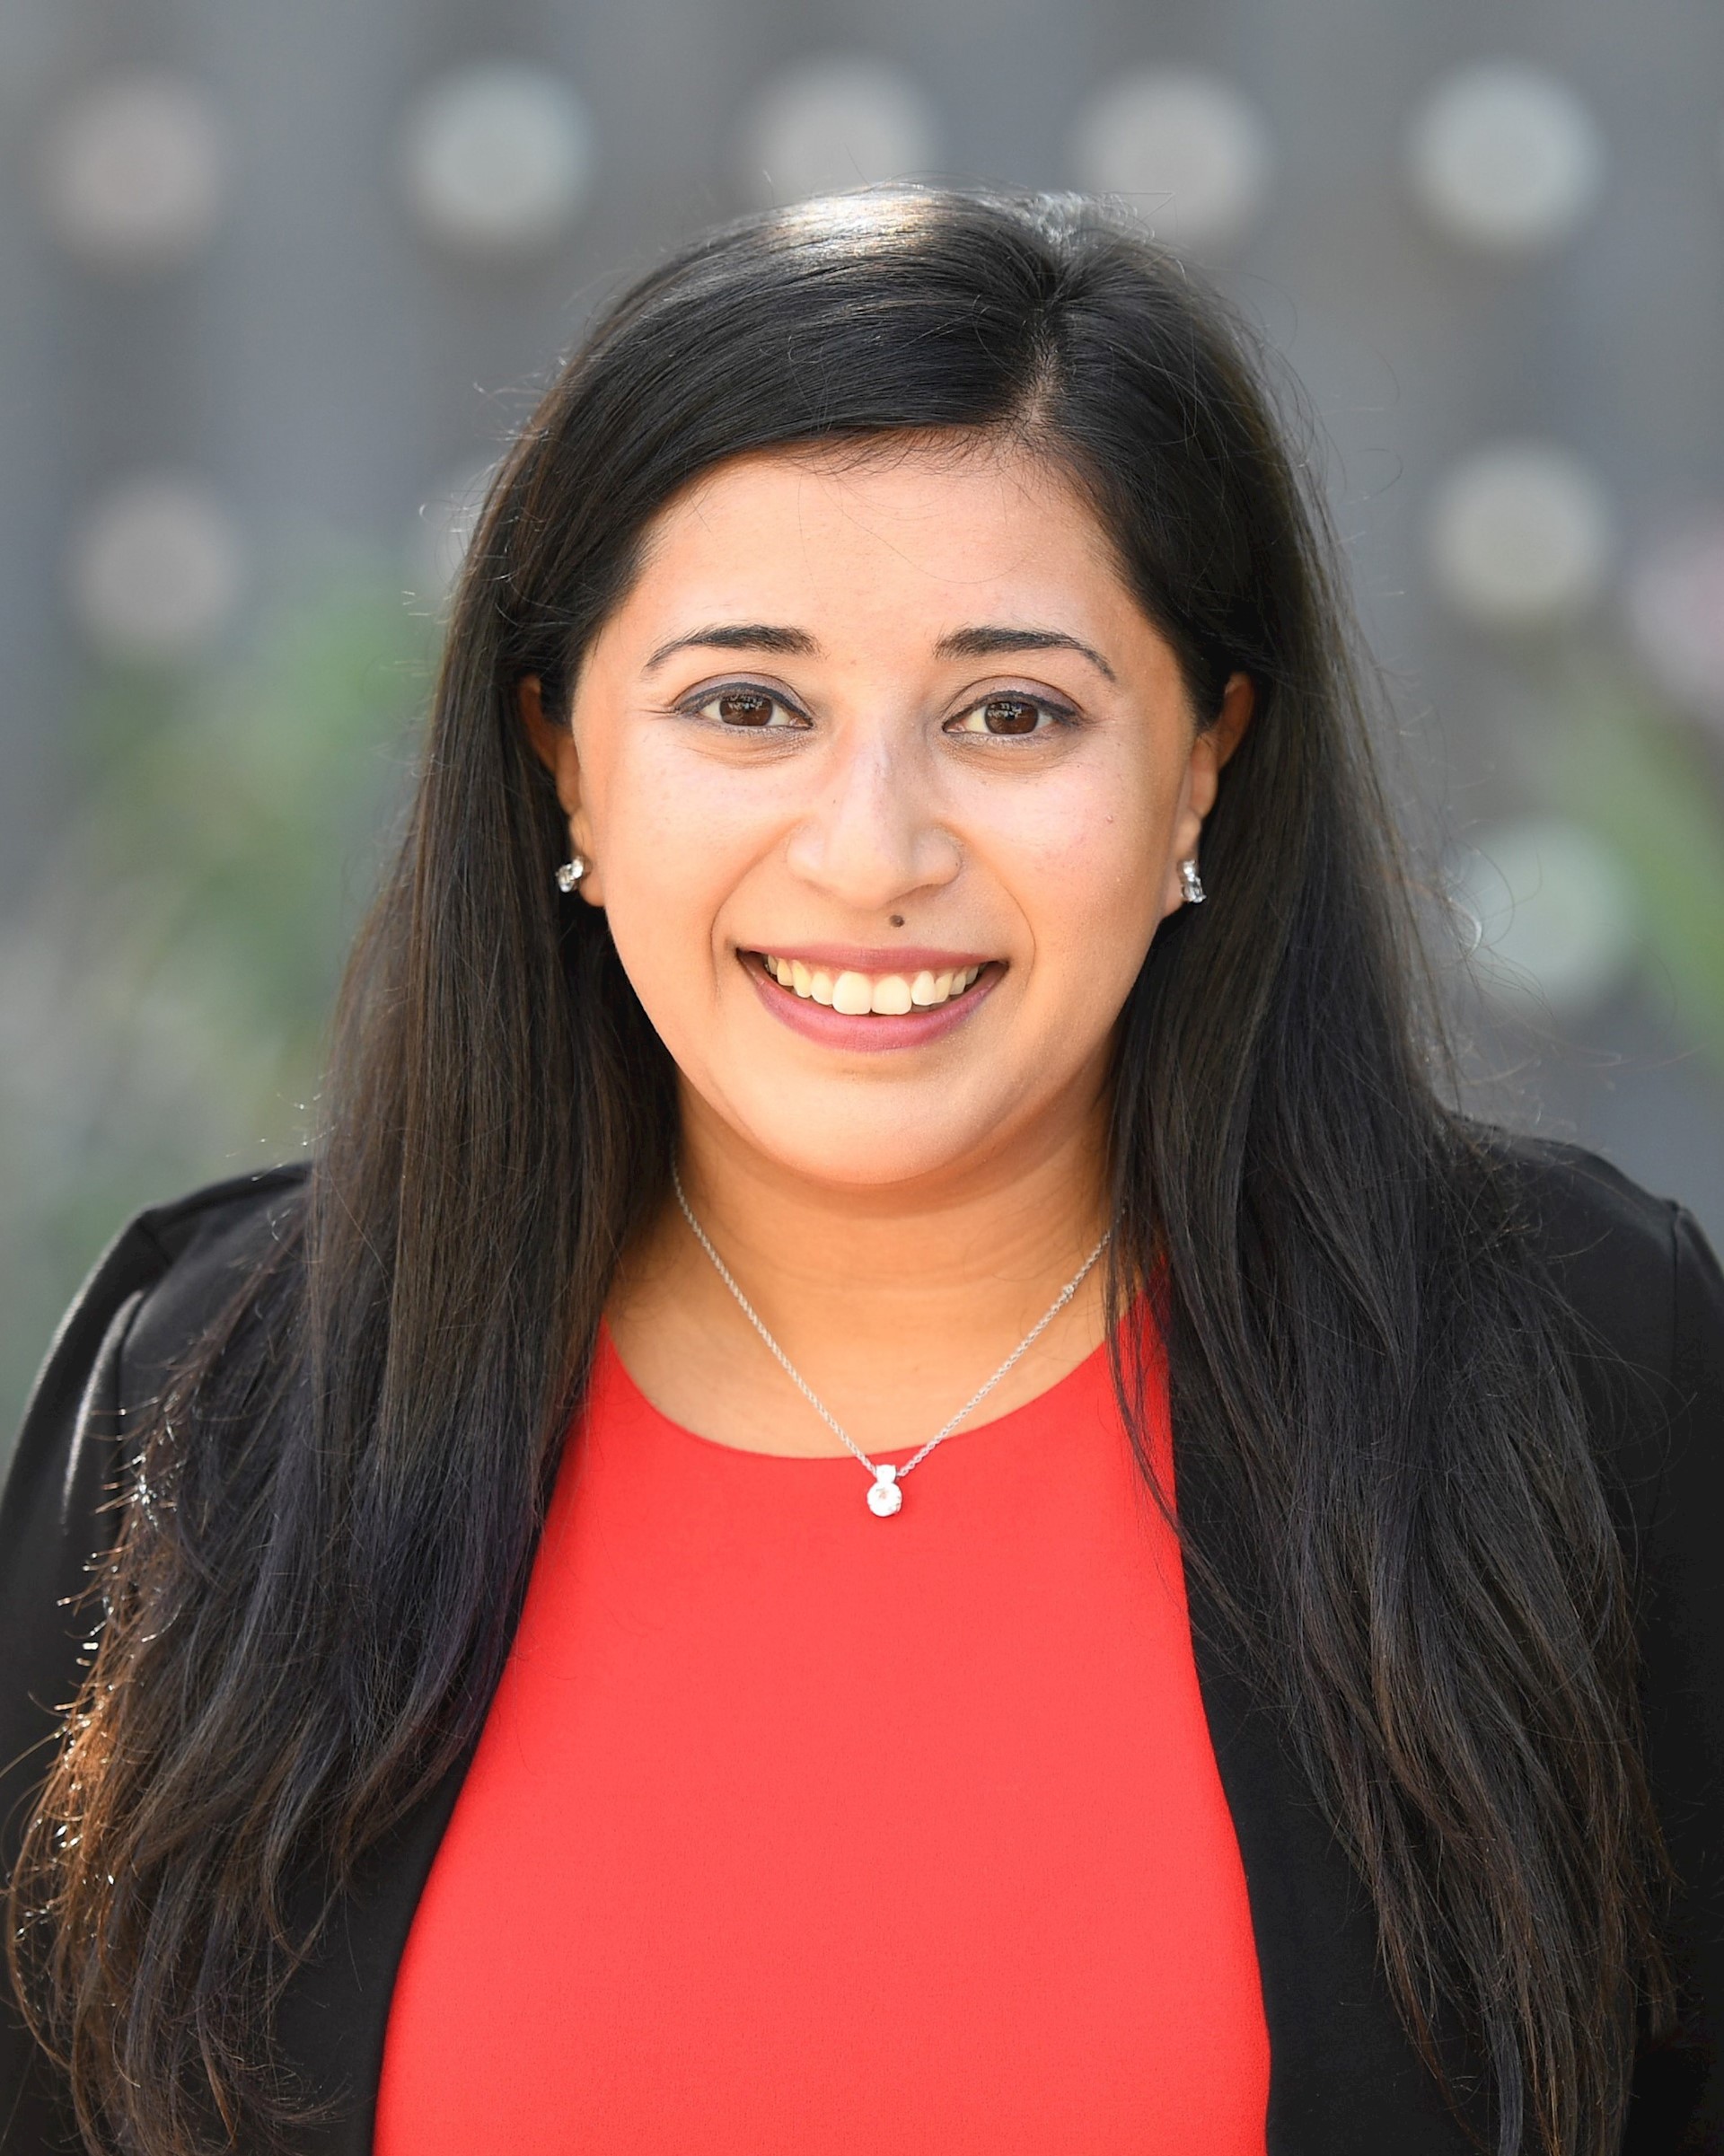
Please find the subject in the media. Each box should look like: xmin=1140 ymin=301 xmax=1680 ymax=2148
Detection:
xmin=555 ymin=854 xmax=588 ymax=893
xmin=1179 ymin=857 xmax=1205 ymax=905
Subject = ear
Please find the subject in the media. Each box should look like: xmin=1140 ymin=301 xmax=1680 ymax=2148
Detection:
xmin=1163 ymin=671 xmax=1254 ymax=913
xmin=518 ymin=675 xmax=603 ymax=903
xmin=1209 ymin=669 xmax=1255 ymax=772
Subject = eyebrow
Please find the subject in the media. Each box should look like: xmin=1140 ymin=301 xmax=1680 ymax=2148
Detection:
xmin=644 ymin=624 xmax=818 ymax=671
xmin=933 ymin=625 xmax=1117 ymax=683
xmin=644 ymin=621 xmax=1117 ymax=683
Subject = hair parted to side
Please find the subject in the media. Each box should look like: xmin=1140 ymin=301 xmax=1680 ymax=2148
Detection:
xmin=11 ymin=185 xmax=1672 ymax=2156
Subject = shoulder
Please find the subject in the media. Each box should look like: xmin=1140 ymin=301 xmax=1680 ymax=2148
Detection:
xmin=1442 ymin=1131 xmax=1724 ymax=1556
xmin=1467 ymin=1131 xmax=1724 ymax=1567
xmin=117 ymin=1161 xmax=310 ymax=1406
xmin=3 ymin=1163 xmax=308 ymax=1584
xmin=12 ymin=1162 xmax=308 ymax=1459
xmin=1468 ymin=1128 xmax=1719 ymax=1386
xmin=1 ymin=1165 xmax=310 ymax=1967
xmin=122 ymin=1157 xmax=308 ymax=1315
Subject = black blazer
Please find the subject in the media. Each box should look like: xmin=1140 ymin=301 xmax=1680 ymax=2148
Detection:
xmin=3 ymin=1140 xmax=1722 ymax=2154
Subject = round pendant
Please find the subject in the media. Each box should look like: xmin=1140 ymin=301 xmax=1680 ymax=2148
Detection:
xmin=866 ymin=1465 xmax=903 ymax=1517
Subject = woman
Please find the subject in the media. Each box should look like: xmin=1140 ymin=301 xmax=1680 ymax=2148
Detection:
xmin=2 ymin=187 xmax=1720 ymax=2156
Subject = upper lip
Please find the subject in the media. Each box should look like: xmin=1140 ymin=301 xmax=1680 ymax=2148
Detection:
xmin=742 ymin=944 xmax=999 ymax=972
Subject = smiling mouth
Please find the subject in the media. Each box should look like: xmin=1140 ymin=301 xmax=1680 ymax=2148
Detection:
xmin=747 ymin=951 xmax=996 ymax=1015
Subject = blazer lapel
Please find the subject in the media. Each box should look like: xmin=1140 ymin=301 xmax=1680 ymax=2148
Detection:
xmin=272 ymin=1759 xmax=474 ymax=2156
xmin=1188 ymin=1628 xmax=1480 ymax=2153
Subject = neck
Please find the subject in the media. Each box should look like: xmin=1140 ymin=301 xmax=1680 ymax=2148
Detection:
xmin=605 ymin=1068 xmax=1117 ymax=1458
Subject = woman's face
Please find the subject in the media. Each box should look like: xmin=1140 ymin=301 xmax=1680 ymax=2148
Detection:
xmin=527 ymin=438 xmax=1249 ymax=1194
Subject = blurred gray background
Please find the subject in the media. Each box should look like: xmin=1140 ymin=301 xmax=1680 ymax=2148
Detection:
xmin=4 ymin=0 xmax=1723 ymax=1425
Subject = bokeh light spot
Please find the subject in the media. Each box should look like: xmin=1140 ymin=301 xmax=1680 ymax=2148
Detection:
xmin=1428 ymin=442 xmax=1614 ymax=631
xmin=40 ymin=73 xmax=226 ymax=273
xmin=734 ymin=57 xmax=940 ymax=206
xmin=70 ymin=479 xmax=245 ymax=660
xmin=400 ymin=63 xmax=593 ymax=258
xmin=1406 ymin=63 xmax=1603 ymax=255
xmin=1450 ymin=817 xmax=1639 ymax=1018
xmin=1069 ymin=68 xmax=1272 ymax=254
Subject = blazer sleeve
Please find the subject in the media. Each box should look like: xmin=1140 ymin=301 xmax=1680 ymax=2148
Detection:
xmin=1 ymin=1167 xmax=306 ymax=2152
xmin=1 ymin=1214 xmax=172 ymax=2151
xmin=1627 ymin=1203 xmax=1724 ymax=2154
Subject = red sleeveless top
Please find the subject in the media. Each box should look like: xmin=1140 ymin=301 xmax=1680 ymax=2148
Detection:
xmin=375 ymin=1313 xmax=1269 ymax=2153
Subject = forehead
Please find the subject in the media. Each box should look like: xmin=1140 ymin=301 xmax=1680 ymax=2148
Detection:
xmin=608 ymin=437 xmax=1143 ymax=647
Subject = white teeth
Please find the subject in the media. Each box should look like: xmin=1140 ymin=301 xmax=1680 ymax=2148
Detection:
xmin=757 ymin=953 xmax=989 ymax=1010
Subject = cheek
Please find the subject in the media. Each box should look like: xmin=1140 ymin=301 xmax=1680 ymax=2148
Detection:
xmin=584 ymin=733 xmax=767 ymax=1016
xmin=997 ymin=755 xmax=1174 ymax=976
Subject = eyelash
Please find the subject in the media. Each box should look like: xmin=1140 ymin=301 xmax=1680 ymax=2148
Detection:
xmin=945 ymin=694 xmax=1079 ymax=741
xmin=675 ymin=681 xmax=1080 ymax=740
xmin=677 ymin=682 xmax=809 ymax=730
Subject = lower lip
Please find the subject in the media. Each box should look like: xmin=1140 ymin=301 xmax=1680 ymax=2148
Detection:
xmin=742 ymin=954 xmax=1002 ymax=1051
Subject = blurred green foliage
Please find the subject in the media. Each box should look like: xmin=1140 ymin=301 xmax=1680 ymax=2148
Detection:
xmin=1525 ymin=649 xmax=1724 ymax=1077
xmin=1 ymin=560 xmax=435 ymax=1429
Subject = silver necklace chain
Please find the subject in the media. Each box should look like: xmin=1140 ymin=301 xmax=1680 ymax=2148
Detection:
xmin=671 ymin=1165 xmax=1111 ymax=1517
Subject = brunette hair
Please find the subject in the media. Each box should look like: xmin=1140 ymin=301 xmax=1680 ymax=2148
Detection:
xmin=12 ymin=186 xmax=1671 ymax=2155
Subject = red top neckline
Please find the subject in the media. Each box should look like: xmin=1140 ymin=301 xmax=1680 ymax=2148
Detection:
xmin=594 ymin=1309 xmax=1121 ymax=1467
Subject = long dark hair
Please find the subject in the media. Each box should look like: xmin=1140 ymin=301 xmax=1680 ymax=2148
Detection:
xmin=12 ymin=186 xmax=1671 ymax=2155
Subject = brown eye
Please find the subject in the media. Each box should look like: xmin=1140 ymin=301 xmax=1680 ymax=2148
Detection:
xmin=946 ymin=694 xmax=1060 ymax=738
xmin=980 ymin=697 xmax=1039 ymax=735
xmin=714 ymin=690 xmax=778 ymax=726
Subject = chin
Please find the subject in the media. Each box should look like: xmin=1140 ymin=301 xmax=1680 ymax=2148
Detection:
xmin=728 ymin=1095 xmax=1005 ymax=1194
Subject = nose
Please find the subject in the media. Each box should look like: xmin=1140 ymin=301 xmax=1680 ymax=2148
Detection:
xmin=783 ymin=728 xmax=962 ymax=911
